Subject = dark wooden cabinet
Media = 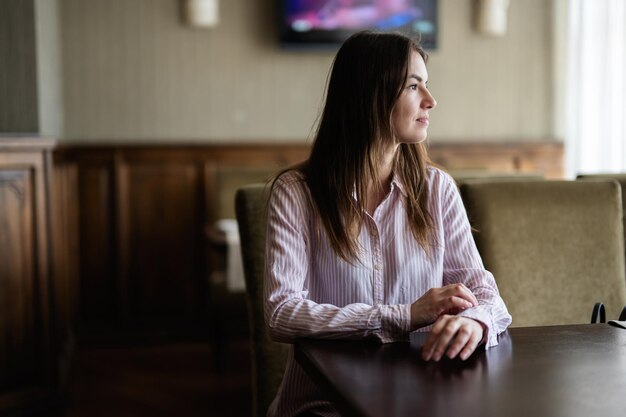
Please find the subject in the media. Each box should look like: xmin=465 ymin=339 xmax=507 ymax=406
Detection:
xmin=0 ymin=136 xmax=60 ymax=415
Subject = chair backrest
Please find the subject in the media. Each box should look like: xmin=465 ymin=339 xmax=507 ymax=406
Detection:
xmin=578 ymin=174 xmax=626 ymax=264
xmin=460 ymin=180 xmax=626 ymax=327
xmin=235 ymin=183 xmax=289 ymax=417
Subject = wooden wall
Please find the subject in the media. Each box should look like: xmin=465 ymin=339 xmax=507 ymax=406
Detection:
xmin=0 ymin=139 xmax=562 ymax=413
xmin=0 ymin=136 xmax=61 ymax=415
xmin=52 ymin=141 xmax=563 ymax=338
xmin=53 ymin=144 xmax=310 ymax=339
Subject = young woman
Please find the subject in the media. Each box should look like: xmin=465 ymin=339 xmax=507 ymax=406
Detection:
xmin=264 ymin=31 xmax=511 ymax=417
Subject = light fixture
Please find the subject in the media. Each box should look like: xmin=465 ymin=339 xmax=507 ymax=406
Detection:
xmin=180 ymin=0 xmax=219 ymax=28
xmin=474 ymin=0 xmax=509 ymax=36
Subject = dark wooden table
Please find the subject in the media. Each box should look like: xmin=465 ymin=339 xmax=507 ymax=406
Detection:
xmin=295 ymin=324 xmax=626 ymax=417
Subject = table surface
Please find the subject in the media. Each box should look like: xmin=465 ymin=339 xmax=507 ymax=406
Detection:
xmin=294 ymin=324 xmax=626 ymax=417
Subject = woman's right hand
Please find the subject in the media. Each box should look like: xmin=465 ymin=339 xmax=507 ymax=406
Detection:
xmin=410 ymin=283 xmax=478 ymax=330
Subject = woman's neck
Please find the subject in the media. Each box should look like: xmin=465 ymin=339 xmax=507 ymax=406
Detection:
xmin=365 ymin=144 xmax=398 ymax=214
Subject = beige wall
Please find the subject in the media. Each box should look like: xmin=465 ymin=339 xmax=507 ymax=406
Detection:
xmin=59 ymin=0 xmax=558 ymax=143
xmin=35 ymin=0 xmax=64 ymax=137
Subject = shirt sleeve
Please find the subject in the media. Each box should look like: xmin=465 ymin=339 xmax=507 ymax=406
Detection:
xmin=438 ymin=172 xmax=512 ymax=348
xmin=264 ymin=174 xmax=411 ymax=344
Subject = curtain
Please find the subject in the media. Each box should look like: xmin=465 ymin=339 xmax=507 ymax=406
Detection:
xmin=565 ymin=0 xmax=626 ymax=177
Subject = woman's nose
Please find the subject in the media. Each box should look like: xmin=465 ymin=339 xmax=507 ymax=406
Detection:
xmin=423 ymin=90 xmax=436 ymax=109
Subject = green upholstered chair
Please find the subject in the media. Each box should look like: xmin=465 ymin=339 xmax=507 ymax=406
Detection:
xmin=577 ymin=174 xmax=626 ymax=264
xmin=460 ymin=180 xmax=626 ymax=327
xmin=235 ymin=184 xmax=289 ymax=417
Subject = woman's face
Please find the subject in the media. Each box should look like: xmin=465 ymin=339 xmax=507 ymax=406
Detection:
xmin=391 ymin=50 xmax=437 ymax=144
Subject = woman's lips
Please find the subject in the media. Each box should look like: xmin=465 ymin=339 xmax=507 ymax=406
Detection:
xmin=416 ymin=117 xmax=429 ymax=126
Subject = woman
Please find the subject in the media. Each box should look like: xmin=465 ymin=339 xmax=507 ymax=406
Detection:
xmin=264 ymin=31 xmax=511 ymax=417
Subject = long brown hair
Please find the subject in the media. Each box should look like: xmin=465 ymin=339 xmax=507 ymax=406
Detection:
xmin=281 ymin=31 xmax=434 ymax=263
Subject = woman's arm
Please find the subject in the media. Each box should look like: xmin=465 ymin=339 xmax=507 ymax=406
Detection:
xmin=438 ymin=172 xmax=512 ymax=348
xmin=264 ymin=174 xmax=409 ymax=344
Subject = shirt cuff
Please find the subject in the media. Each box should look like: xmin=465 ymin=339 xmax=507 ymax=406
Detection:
xmin=378 ymin=304 xmax=411 ymax=343
xmin=458 ymin=305 xmax=498 ymax=348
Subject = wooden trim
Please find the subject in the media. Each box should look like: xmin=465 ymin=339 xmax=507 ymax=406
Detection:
xmin=0 ymin=136 xmax=56 ymax=151
xmin=114 ymin=152 xmax=130 ymax=323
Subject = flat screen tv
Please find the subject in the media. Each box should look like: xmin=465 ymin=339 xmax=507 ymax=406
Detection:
xmin=279 ymin=0 xmax=438 ymax=49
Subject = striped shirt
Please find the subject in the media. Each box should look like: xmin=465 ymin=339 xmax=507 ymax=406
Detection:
xmin=264 ymin=167 xmax=512 ymax=417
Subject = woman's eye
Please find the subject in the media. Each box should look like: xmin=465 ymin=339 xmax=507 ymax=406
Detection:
xmin=408 ymin=84 xmax=418 ymax=90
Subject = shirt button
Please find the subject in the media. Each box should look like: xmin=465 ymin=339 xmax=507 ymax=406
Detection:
xmin=374 ymin=264 xmax=382 ymax=271
xmin=371 ymin=230 xmax=378 ymax=238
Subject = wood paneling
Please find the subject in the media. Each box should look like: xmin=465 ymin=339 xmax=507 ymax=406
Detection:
xmin=428 ymin=142 xmax=564 ymax=179
xmin=54 ymin=142 xmax=563 ymax=338
xmin=124 ymin=162 xmax=203 ymax=321
xmin=0 ymin=136 xmax=59 ymax=415
xmin=54 ymin=144 xmax=311 ymax=336
xmin=78 ymin=164 xmax=116 ymax=326
xmin=51 ymin=162 xmax=79 ymax=385
xmin=0 ymin=169 xmax=38 ymax=390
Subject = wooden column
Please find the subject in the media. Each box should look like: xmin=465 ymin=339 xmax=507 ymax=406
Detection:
xmin=0 ymin=135 xmax=61 ymax=415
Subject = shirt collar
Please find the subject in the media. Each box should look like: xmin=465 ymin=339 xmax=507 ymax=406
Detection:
xmin=390 ymin=171 xmax=408 ymax=197
xmin=350 ymin=171 xmax=408 ymax=201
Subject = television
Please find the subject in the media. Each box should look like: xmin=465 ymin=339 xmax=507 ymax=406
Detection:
xmin=278 ymin=0 xmax=438 ymax=50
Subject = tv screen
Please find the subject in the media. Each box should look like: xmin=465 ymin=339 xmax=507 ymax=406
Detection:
xmin=279 ymin=0 xmax=438 ymax=49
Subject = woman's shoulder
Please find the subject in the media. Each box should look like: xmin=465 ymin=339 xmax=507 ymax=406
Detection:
xmin=270 ymin=169 xmax=314 ymax=220
xmin=272 ymin=169 xmax=311 ymax=200
xmin=427 ymin=166 xmax=456 ymax=190
xmin=273 ymin=169 xmax=306 ymax=188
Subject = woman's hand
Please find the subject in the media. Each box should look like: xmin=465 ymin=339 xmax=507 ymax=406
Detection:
xmin=421 ymin=315 xmax=485 ymax=361
xmin=410 ymin=283 xmax=478 ymax=330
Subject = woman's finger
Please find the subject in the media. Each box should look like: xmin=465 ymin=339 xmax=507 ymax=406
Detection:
xmin=444 ymin=283 xmax=478 ymax=306
xmin=423 ymin=315 xmax=459 ymax=361
xmin=459 ymin=325 xmax=483 ymax=360
xmin=442 ymin=296 xmax=474 ymax=314
xmin=422 ymin=317 xmax=484 ymax=361
xmin=445 ymin=324 xmax=472 ymax=359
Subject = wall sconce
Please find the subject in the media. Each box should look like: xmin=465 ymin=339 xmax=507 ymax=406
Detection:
xmin=474 ymin=0 xmax=509 ymax=36
xmin=181 ymin=0 xmax=219 ymax=28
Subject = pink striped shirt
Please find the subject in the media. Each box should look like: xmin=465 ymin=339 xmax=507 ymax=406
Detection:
xmin=264 ymin=167 xmax=511 ymax=417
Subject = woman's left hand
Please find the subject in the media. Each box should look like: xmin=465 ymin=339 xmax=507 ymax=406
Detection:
xmin=421 ymin=315 xmax=485 ymax=361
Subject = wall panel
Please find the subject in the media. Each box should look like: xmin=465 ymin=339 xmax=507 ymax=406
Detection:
xmin=55 ymin=142 xmax=563 ymax=339
xmin=124 ymin=162 xmax=203 ymax=322
xmin=0 ymin=137 xmax=59 ymax=415
xmin=0 ymin=169 xmax=38 ymax=390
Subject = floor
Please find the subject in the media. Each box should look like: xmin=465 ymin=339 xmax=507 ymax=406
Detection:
xmin=46 ymin=331 xmax=252 ymax=417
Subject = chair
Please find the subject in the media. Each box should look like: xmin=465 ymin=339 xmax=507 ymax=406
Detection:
xmin=577 ymin=174 xmax=626 ymax=266
xmin=235 ymin=184 xmax=289 ymax=417
xmin=460 ymin=180 xmax=626 ymax=327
